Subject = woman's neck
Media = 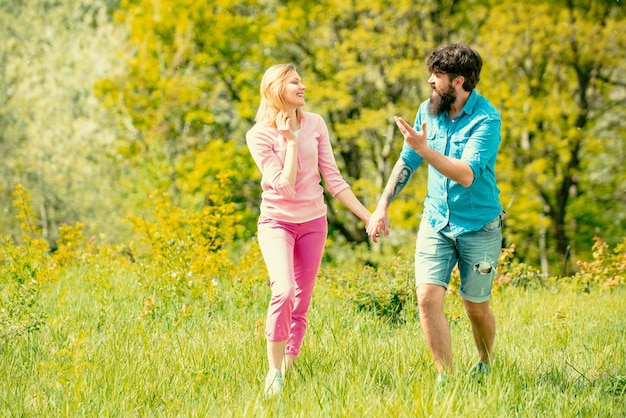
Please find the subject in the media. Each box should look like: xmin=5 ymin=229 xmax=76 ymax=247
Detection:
xmin=287 ymin=109 xmax=300 ymax=131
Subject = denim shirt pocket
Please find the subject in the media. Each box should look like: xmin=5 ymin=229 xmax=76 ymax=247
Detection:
xmin=450 ymin=132 xmax=470 ymax=159
xmin=427 ymin=130 xmax=446 ymax=154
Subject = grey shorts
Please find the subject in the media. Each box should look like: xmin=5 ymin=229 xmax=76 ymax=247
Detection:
xmin=414 ymin=215 xmax=503 ymax=303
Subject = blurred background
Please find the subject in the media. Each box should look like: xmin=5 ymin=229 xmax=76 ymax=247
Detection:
xmin=1 ymin=0 xmax=624 ymax=275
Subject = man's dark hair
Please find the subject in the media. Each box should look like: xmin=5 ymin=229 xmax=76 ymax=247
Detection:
xmin=427 ymin=44 xmax=482 ymax=91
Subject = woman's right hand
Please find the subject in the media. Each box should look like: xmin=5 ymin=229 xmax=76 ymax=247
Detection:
xmin=276 ymin=112 xmax=297 ymax=142
xmin=366 ymin=206 xmax=390 ymax=243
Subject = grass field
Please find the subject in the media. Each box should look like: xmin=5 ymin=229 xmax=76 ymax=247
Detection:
xmin=1 ymin=261 xmax=625 ymax=417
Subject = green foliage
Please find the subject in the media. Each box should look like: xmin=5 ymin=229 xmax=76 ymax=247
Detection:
xmin=126 ymin=187 xmax=238 ymax=308
xmin=96 ymin=0 xmax=265 ymax=240
xmin=225 ymin=240 xmax=269 ymax=309
xmin=495 ymin=245 xmax=547 ymax=290
xmin=319 ymin=246 xmax=417 ymax=326
xmin=0 ymin=236 xmax=47 ymax=348
xmin=0 ymin=0 xmax=127 ymax=244
xmin=555 ymin=237 xmax=626 ymax=292
xmin=478 ymin=0 xmax=626 ymax=269
xmin=1 ymin=184 xmax=127 ymax=348
xmin=53 ymin=223 xmax=88 ymax=268
xmin=1 ymin=249 xmax=625 ymax=416
xmin=1 ymin=0 xmax=624 ymax=276
xmin=176 ymin=139 xmax=261 ymax=240
xmin=262 ymin=0 xmax=491 ymax=241
xmin=97 ymin=0 xmax=268 ymax=207
xmin=12 ymin=184 xmax=45 ymax=244
xmin=323 ymin=237 xmax=626 ymax=329
xmin=0 ymin=185 xmax=50 ymax=347
xmin=0 ymin=184 xmax=624 ymax=414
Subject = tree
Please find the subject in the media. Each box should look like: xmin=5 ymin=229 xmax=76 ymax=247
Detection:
xmin=478 ymin=0 xmax=626 ymax=273
xmin=4 ymin=0 xmax=623 ymax=272
xmin=254 ymin=0 xmax=493 ymax=242
xmin=96 ymin=0 xmax=272 ymax=239
xmin=0 ymin=0 xmax=129 ymax=244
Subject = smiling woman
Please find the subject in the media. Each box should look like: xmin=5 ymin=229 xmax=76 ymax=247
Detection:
xmin=245 ymin=63 xmax=373 ymax=398
xmin=282 ymin=73 xmax=306 ymax=112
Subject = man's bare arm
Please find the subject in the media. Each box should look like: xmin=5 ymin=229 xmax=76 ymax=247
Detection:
xmin=367 ymin=159 xmax=415 ymax=240
xmin=379 ymin=159 xmax=415 ymax=210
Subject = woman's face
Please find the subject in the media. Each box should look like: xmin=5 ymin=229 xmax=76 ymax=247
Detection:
xmin=282 ymin=71 xmax=306 ymax=109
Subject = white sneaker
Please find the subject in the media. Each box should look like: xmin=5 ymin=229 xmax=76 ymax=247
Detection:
xmin=264 ymin=369 xmax=283 ymax=398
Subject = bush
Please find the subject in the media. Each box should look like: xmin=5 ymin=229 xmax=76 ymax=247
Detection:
xmin=553 ymin=237 xmax=626 ymax=292
xmin=320 ymin=247 xmax=417 ymax=326
xmin=126 ymin=188 xmax=238 ymax=310
xmin=0 ymin=236 xmax=48 ymax=348
xmin=495 ymin=244 xmax=547 ymax=290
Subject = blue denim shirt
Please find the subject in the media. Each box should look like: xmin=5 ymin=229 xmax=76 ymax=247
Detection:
xmin=400 ymin=90 xmax=503 ymax=237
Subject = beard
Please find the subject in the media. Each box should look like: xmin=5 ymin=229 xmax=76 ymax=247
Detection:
xmin=428 ymin=85 xmax=456 ymax=116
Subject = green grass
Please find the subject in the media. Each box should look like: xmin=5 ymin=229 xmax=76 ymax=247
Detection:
xmin=1 ymin=263 xmax=625 ymax=417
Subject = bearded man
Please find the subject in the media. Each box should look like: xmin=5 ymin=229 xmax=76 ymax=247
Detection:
xmin=368 ymin=44 xmax=504 ymax=385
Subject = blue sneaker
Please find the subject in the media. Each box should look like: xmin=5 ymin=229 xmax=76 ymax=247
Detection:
xmin=471 ymin=362 xmax=491 ymax=380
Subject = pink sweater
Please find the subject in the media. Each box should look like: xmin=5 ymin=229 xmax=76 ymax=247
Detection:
xmin=246 ymin=112 xmax=350 ymax=223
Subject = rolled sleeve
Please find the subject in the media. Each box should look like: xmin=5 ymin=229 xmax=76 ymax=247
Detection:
xmin=400 ymin=142 xmax=424 ymax=170
xmin=460 ymin=116 xmax=501 ymax=184
xmin=404 ymin=91 xmax=503 ymax=235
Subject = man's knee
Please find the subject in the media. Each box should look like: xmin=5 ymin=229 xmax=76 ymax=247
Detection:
xmin=464 ymin=300 xmax=491 ymax=320
xmin=416 ymin=284 xmax=446 ymax=312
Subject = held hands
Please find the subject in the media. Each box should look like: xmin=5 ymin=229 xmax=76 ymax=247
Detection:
xmin=366 ymin=206 xmax=390 ymax=243
xmin=394 ymin=116 xmax=427 ymax=154
xmin=276 ymin=112 xmax=297 ymax=142
xmin=365 ymin=115 xmax=422 ymax=243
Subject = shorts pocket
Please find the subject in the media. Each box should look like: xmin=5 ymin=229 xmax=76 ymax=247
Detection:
xmin=481 ymin=215 xmax=502 ymax=232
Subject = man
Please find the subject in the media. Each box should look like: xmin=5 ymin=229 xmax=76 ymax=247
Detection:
xmin=368 ymin=44 xmax=504 ymax=383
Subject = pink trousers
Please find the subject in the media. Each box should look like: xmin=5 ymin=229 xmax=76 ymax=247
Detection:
xmin=257 ymin=215 xmax=327 ymax=356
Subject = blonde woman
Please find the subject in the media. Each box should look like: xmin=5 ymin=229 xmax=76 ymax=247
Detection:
xmin=246 ymin=64 xmax=371 ymax=397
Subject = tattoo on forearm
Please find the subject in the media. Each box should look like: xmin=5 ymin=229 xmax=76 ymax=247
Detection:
xmin=384 ymin=163 xmax=414 ymax=206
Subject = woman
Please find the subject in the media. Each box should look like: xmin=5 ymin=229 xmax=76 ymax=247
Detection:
xmin=246 ymin=64 xmax=371 ymax=397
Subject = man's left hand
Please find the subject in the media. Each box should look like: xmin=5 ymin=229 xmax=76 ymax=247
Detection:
xmin=395 ymin=116 xmax=427 ymax=155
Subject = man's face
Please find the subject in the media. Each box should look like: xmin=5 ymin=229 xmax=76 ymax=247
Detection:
xmin=428 ymin=72 xmax=456 ymax=116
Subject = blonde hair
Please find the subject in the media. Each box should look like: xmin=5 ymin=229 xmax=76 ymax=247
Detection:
xmin=255 ymin=63 xmax=302 ymax=127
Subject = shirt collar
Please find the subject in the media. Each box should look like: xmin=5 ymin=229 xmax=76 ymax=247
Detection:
xmin=460 ymin=90 xmax=478 ymax=116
